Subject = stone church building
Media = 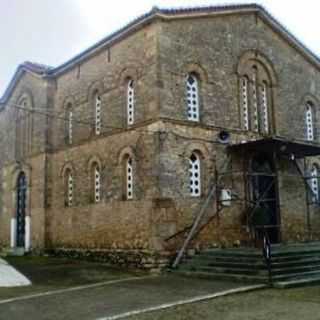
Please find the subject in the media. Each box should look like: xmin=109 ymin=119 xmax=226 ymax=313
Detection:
xmin=1 ymin=4 xmax=320 ymax=269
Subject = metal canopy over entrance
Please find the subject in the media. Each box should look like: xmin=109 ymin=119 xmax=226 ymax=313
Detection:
xmin=229 ymin=136 xmax=320 ymax=158
xmin=228 ymin=136 xmax=320 ymax=245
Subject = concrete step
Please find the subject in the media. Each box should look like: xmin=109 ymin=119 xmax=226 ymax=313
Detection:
xmin=271 ymin=257 xmax=320 ymax=268
xmin=271 ymin=269 xmax=320 ymax=281
xmin=270 ymin=247 xmax=320 ymax=257
xmin=272 ymin=242 xmax=320 ymax=250
xmin=271 ymin=253 xmax=320 ymax=262
xmin=191 ymin=255 xmax=262 ymax=264
xmin=270 ymin=264 xmax=320 ymax=276
xmin=273 ymin=275 xmax=320 ymax=288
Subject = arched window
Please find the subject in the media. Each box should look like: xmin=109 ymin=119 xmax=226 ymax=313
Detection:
xmin=65 ymin=103 xmax=73 ymax=144
xmin=260 ymin=81 xmax=269 ymax=133
xmin=92 ymin=163 xmax=101 ymax=203
xmin=126 ymin=156 xmax=133 ymax=199
xmin=94 ymin=93 xmax=101 ymax=135
xmin=305 ymin=102 xmax=314 ymax=141
xmin=127 ymin=79 xmax=134 ymax=125
xmin=251 ymin=66 xmax=259 ymax=132
xmin=240 ymin=76 xmax=249 ymax=130
xmin=311 ymin=164 xmax=319 ymax=202
xmin=16 ymin=96 xmax=32 ymax=159
xmin=238 ymin=55 xmax=274 ymax=134
xmin=186 ymin=73 xmax=200 ymax=122
xmin=189 ymin=152 xmax=201 ymax=197
xmin=65 ymin=169 xmax=73 ymax=207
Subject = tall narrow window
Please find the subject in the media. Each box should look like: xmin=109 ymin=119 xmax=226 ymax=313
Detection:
xmin=241 ymin=76 xmax=249 ymax=130
xmin=16 ymin=97 xmax=32 ymax=159
xmin=311 ymin=164 xmax=319 ymax=202
xmin=189 ymin=153 xmax=201 ymax=197
xmin=306 ymin=102 xmax=314 ymax=141
xmin=126 ymin=157 xmax=133 ymax=199
xmin=260 ymin=81 xmax=269 ymax=134
xmin=93 ymin=164 xmax=101 ymax=203
xmin=95 ymin=93 xmax=101 ymax=135
xmin=251 ymin=66 xmax=259 ymax=132
xmin=127 ymin=79 xmax=134 ymax=125
xmin=66 ymin=104 xmax=73 ymax=145
xmin=186 ymin=74 xmax=200 ymax=121
xmin=238 ymin=56 xmax=274 ymax=134
xmin=66 ymin=170 xmax=73 ymax=207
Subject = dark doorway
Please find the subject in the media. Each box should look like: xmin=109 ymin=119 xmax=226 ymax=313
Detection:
xmin=249 ymin=154 xmax=280 ymax=244
xmin=16 ymin=172 xmax=27 ymax=247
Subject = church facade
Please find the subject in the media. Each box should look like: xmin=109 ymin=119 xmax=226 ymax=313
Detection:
xmin=1 ymin=4 xmax=320 ymax=269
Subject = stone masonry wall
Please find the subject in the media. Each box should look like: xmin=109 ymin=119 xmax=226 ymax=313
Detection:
xmin=1 ymin=10 xmax=320 ymax=268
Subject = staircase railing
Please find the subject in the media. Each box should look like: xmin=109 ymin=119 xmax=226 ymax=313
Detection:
xmin=172 ymin=157 xmax=231 ymax=269
xmin=261 ymin=227 xmax=272 ymax=285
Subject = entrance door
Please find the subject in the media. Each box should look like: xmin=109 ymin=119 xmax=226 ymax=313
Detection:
xmin=249 ymin=154 xmax=279 ymax=244
xmin=16 ymin=172 xmax=27 ymax=247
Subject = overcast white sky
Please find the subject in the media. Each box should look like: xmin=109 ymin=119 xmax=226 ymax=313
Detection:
xmin=0 ymin=0 xmax=319 ymax=96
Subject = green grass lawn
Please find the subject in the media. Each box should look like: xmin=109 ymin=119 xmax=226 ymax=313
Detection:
xmin=128 ymin=286 xmax=320 ymax=320
xmin=0 ymin=255 xmax=143 ymax=300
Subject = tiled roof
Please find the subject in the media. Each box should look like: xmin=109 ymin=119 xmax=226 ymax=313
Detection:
xmin=1 ymin=3 xmax=320 ymax=105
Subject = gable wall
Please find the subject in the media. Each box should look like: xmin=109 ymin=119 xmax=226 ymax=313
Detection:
xmin=158 ymin=13 xmax=320 ymax=140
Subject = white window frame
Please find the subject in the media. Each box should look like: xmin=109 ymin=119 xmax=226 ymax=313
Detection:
xmin=127 ymin=80 xmax=134 ymax=125
xmin=68 ymin=109 xmax=73 ymax=144
xmin=251 ymin=67 xmax=259 ymax=132
xmin=311 ymin=164 xmax=319 ymax=203
xmin=260 ymin=81 xmax=269 ymax=134
xmin=306 ymin=102 xmax=314 ymax=141
xmin=189 ymin=153 xmax=201 ymax=197
xmin=126 ymin=157 xmax=133 ymax=199
xmin=94 ymin=165 xmax=101 ymax=203
xmin=95 ymin=93 xmax=101 ymax=135
xmin=241 ymin=76 xmax=249 ymax=130
xmin=186 ymin=74 xmax=200 ymax=122
xmin=67 ymin=171 xmax=73 ymax=207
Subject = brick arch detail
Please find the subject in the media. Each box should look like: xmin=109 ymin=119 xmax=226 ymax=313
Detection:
xmin=182 ymin=62 xmax=209 ymax=83
xmin=237 ymin=50 xmax=278 ymax=86
xmin=87 ymin=155 xmax=103 ymax=173
xmin=118 ymin=66 xmax=139 ymax=86
xmin=87 ymin=80 xmax=104 ymax=102
xmin=117 ymin=146 xmax=136 ymax=165
xmin=183 ymin=142 xmax=209 ymax=161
